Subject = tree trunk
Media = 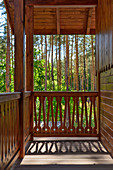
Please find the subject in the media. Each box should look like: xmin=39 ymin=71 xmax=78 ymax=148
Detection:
xmin=51 ymin=35 xmax=54 ymax=90
xmin=66 ymin=35 xmax=69 ymax=91
xmin=83 ymin=35 xmax=86 ymax=91
xmin=45 ymin=35 xmax=47 ymax=91
xmin=75 ymin=35 xmax=79 ymax=91
xmin=91 ymin=35 xmax=95 ymax=91
xmin=6 ymin=21 xmax=10 ymax=92
xmin=41 ymin=35 xmax=43 ymax=59
xmin=71 ymin=36 xmax=73 ymax=89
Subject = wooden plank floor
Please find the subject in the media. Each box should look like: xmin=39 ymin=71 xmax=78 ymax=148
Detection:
xmin=11 ymin=138 xmax=113 ymax=170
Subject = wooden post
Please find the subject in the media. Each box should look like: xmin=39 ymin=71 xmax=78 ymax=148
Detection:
xmin=14 ymin=0 xmax=25 ymax=158
xmin=26 ymin=5 xmax=34 ymax=140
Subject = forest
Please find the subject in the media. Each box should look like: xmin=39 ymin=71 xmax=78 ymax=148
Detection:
xmin=0 ymin=1 xmax=96 ymax=93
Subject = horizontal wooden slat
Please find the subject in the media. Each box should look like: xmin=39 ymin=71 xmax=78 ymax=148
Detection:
xmin=33 ymin=91 xmax=98 ymax=97
xmin=0 ymin=92 xmax=21 ymax=103
xmin=101 ymin=114 xmax=113 ymax=131
xmin=101 ymin=127 xmax=113 ymax=146
xmin=100 ymin=109 xmax=113 ymax=122
xmin=101 ymin=133 xmax=113 ymax=157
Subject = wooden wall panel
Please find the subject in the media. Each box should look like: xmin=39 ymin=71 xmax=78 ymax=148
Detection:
xmin=96 ymin=0 xmax=112 ymax=72
xmin=96 ymin=0 xmax=113 ymax=157
xmin=100 ymin=69 xmax=113 ymax=157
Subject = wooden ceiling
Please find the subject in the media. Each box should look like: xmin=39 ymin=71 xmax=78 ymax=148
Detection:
xmin=4 ymin=0 xmax=96 ymax=35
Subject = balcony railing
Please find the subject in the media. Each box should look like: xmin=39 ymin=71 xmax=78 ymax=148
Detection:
xmin=33 ymin=91 xmax=99 ymax=137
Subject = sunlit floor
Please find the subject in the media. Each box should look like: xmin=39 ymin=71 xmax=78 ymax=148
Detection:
xmin=11 ymin=138 xmax=113 ymax=170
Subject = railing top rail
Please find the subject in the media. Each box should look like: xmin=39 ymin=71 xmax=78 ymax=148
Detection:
xmin=0 ymin=92 xmax=21 ymax=103
xmin=33 ymin=91 xmax=99 ymax=97
xmin=25 ymin=91 xmax=31 ymax=98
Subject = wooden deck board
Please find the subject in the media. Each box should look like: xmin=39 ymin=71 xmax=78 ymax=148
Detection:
xmin=11 ymin=139 xmax=113 ymax=170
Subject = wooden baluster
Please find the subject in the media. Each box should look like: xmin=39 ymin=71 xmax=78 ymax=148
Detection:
xmin=14 ymin=101 xmax=16 ymax=148
xmin=76 ymin=96 xmax=79 ymax=133
xmin=93 ymin=97 xmax=97 ymax=133
xmin=59 ymin=97 xmax=63 ymax=133
xmin=81 ymin=97 xmax=84 ymax=133
xmin=37 ymin=97 xmax=41 ymax=133
xmin=12 ymin=101 xmax=14 ymax=150
xmin=55 ymin=97 xmax=58 ymax=133
xmin=72 ymin=97 xmax=75 ymax=132
xmin=47 ymin=97 xmax=50 ymax=132
xmin=51 ymin=97 xmax=54 ymax=132
xmin=5 ymin=103 xmax=8 ymax=160
xmin=63 ymin=97 xmax=67 ymax=132
xmin=17 ymin=100 xmax=19 ymax=147
xmin=34 ymin=97 xmax=37 ymax=128
xmin=89 ymin=97 xmax=92 ymax=133
xmin=2 ymin=104 xmax=5 ymax=164
xmin=8 ymin=102 xmax=11 ymax=155
xmin=85 ymin=97 xmax=88 ymax=133
xmin=7 ymin=102 xmax=10 ymax=157
xmin=12 ymin=101 xmax=15 ymax=150
xmin=68 ymin=97 xmax=71 ymax=132
xmin=10 ymin=102 xmax=13 ymax=151
xmin=15 ymin=101 xmax=18 ymax=147
xmin=42 ymin=96 xmax=46 ymax=132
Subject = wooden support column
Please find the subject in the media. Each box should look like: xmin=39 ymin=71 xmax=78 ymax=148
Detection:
xmin=14 ymin=0 xmax=25 ymax=158
xmin=26 ymin=5 xmax=34 ymax=140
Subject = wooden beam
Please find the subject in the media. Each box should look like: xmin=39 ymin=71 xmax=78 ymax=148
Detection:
xmin=9 ymin=0 xmax=98 ymax=7
xmin=33 ymin=29 xmax=95 ymax=35
xmin=56 ymin=8 xmax=60 ymax=35
xmin=26 ymin=5 xmax=34 ymax=140
xmin=86 ymin=8 xmax=93 ymax=35
xmin=4 ymin=0 xmax=14 ymax=34
xmin=14 ymin=0 xmax=25 ymax=158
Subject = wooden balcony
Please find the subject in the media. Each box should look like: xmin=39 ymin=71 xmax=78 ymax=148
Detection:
xmin=0 ymin=91 xmax=102 ymax=169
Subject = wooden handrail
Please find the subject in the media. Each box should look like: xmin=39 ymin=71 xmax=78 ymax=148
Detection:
xmin=34 ymin=91 xmax=99 ymax=97
xmin=25 ymin=91 xmax=31 ymax=98
xmin=0 ymin=92 xmax=21 ymax=102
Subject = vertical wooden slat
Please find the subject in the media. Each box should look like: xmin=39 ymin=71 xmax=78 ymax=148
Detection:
xmin=76 ymin=97 xmax=79 ymax=132
xmin=72 ymin=97 xmax=75 ymax=132
xmin=42 ymin=97 xmax=46 ymax=131
xmin=93 ymin=97 xmax=97 ymax=133
xmin=51 ymin=97 xmax=54 ymax=132
xmin=34 ymin=97 xmax=37 ymax=128
xmin=55 ymin=97 xmax=58 ymax=132
xmin=85 ymin=97 xmax=88 ymax=133
xmin=67 ymin=97 xmax=71 ymax=132
xmin=47 ymin=97 xmax=50 ymax=131
xmin=59 ymin=97 xmax=62 ymax=132
xmin=37 ymin=97 xmax=41 ymax=132
xmin=81 ymin=97 xmax=84 ymax=133
xmin=89 ymin=97 xmax=92 ymax=133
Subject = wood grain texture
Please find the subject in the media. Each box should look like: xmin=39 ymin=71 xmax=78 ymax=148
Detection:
xmin=96 ymin=0 xmax=112 ymax=72
xmin=100 ymin=69 xmax=113 ymax=157
xmin=14 ymin=0 xmax=25 ymax=158
xmin=6 ymin=1 xmax=96 ymax=35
